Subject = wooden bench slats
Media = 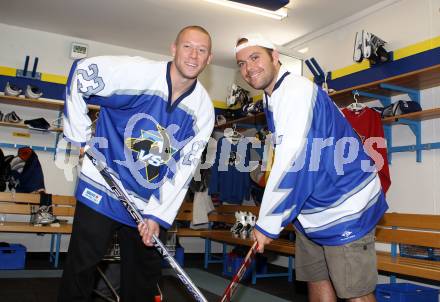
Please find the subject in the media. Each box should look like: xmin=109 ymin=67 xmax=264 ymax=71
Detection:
xmin=376 ymin=228 xmax=440 ymax=248
xmin=175 ymin=212 xmax=193 ymax=221
xmin=0 ymin=200 xmax=76 ymax=217
xmin=176 ymin=229 xmax=210 ymax=237
xmin=0 ymin=192 xmax=41 ymax=203
xmin=207 ymin=213 xmax=236 ymax=224
xmin=379 ymin=213 xmax=440 ymax=230
xmin=215 ymin=205 xmax=260 ymax=215
xmin=0 ymin=192 xmax=76 ymax=207
xmin=375 ymin=213 xmax=440 ymax=281
xmin=0 ymin=192 xmax=76 ymax=236
xmin=52 ymin=195 xmax=77 ymax=206
xmin=0 ymin=203 xmax=75 ymax=217
xmin=0 ymin=221 xmax=72 ymax=234
xmin=202 ymin=230 xmax=295 ymax=255
xmin=377 ymin=252 xmax=440 ymax=280
xmin=0 ymin=203 xmax=31 ymax=214
xmin=53 ymin=207 xmax=76 ymax=217
xmin=176 ymin=202 xmax=440 ymax=282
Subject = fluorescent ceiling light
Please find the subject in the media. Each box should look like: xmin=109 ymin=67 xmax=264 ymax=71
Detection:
xmin=297 ymin=47 xmax=309 ymax=54
xmin=204 ymin=0 xmax=288 ymax=20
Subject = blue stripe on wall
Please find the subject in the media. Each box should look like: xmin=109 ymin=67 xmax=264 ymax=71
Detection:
xmin=328 ymin=47 xmax=440 ymax=91
xmin=0 ymin=75 xmax=65 ymax=100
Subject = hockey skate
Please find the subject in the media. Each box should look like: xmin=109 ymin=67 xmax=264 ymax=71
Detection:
xmin=231 ymin=211 xmax=247 ymax=238
xmin=353 ymin=31 xmax=364 ymax=63
xmin=362 ymin=30 xmax=389 ymax=65
xmin=242 ymin=100 xmax=263 ymax=116
xmin=30 ymin=205 xmax=57 ymax=226
xmin=240 ymin=212 xmax=256 ymax=239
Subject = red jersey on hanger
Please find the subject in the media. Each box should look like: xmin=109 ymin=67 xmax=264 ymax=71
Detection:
xmin=342 ymin=107 xmax=391 ymax=193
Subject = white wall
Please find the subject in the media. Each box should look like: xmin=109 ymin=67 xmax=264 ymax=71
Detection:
xmin=0 ymin=23 xmax=237 ymax=252
xmin=292 ymin=0 xmax=440 ymax=78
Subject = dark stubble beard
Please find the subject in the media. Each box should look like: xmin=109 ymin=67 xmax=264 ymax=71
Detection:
xmin=249 ymin=67 xmax=275 ymax=91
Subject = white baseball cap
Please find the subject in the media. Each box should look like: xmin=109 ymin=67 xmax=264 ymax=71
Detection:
xmin=235 ymin=33 xmax=276 ymax=53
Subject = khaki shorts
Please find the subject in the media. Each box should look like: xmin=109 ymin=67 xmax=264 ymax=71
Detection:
xmin=294 ymin=228 xmax=377 ymax=299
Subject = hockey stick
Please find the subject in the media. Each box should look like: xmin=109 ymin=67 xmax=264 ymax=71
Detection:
xmin=219 ymin=241 xmax=259 ymax=302
xmin=84 ymin=148 xmax=208 ymax=302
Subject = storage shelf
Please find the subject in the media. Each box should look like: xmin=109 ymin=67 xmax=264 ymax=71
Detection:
xmin=0 ymin=121 xmax=63 ymax=132
xmin=382 ymin=108 xmax=440 ymax=125
xmin=214 ymin=112 xmax=266 ymax=130
xmin=0 ymin=94 xmax=100 ymax=111
xmin=330 ymin=64 xmax=440 ymax=106
xmin=329 ymin=61 xmax=440 ymax=163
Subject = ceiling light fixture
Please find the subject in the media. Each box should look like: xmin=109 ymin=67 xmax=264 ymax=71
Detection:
xmin=204 ymin=0 xmax=288 ymax=20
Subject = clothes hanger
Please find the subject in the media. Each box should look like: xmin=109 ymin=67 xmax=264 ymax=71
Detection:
xmin=346 ymin=91 xmax=366 ymax=111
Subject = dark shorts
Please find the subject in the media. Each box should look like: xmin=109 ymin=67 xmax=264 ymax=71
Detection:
xmin=295 ymin=228 xmax=377 ymax=299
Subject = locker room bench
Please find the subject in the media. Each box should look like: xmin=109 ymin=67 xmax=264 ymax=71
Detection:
xmin=177 ymin=203 xmax=440 ymax=285
xmin=0 ymin=192 xmax=76 ymax=268
xmin=175 ymin=202 xmax=295 ymax=284
xmin=375 ymin=213 xmax=440 ymax=282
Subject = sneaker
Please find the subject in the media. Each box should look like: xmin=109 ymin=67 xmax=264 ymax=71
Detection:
xmin=353 ymin=31 xmax=363 ymax=63
xmin=31 ymin=205 xmax=56 ymax=225
xmin=4 ymin=82 xmax=22 ymax=97
xmin=4 ymin=111 xmax=22 ymax=123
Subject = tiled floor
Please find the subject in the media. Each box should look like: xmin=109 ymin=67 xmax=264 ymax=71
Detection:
xmin=0 ymin=252 xmax=308 ymax=302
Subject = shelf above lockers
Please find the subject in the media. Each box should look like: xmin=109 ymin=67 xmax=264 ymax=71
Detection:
xmin=0 ymin=94 xmax=99 ymax=154
xmin=329 ymin=64 xmax=440 ymax=107
xmin=329 ymin=61 xmax=440 ymax=162
xmin=0 ymin=93 xmax=100 ymax=111
xmin=0 ymin=120 xmax=63 ymax=132
xmin=214 ymin=112 xmax=266 ymax=130
xmin=382 ymin=108 xmax=440 ymax=125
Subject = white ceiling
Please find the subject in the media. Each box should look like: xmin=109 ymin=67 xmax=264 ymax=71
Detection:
xmin=0 ymin=0 xmax=389 ymax=68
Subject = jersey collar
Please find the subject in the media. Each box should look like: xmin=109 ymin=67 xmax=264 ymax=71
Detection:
xmin=264 ymin=66 xmax=290 ymax=100
xmin=166 ymin=61 xmax=198 ymax=113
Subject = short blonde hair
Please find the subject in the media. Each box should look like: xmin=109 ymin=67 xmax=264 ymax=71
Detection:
xmin=175 ymin=25 xmax=212 ymax=51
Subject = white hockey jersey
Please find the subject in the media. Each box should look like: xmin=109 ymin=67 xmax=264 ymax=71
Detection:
xmin=255 ymin=67 xmax=388 ymax=245
xmin=63 ymin=56 xmax=214 ymax=228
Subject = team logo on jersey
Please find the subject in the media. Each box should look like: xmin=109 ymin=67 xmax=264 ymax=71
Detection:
xmin=125 ymin=124 xmax=177 ymax=182
xmin=341 ymin=230 xmax=354 ymax=239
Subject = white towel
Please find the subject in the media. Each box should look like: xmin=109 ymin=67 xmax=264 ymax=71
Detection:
xmin=192 ymin=190 xmax=215 ymax=225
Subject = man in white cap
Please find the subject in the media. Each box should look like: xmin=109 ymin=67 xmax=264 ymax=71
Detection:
xmin=235 ymin=33 xmax=387 ymax=302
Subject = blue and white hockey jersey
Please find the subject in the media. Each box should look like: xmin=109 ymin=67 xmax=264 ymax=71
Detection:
xmin=63 ymin=56 xmax=214 ymax=228
xmin=208 ymin=136 xmax=251 ymax=204
xmin=255 ymin=67 xmax=388 ymax=245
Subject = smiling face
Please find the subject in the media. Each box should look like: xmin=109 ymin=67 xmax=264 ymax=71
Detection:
xmin=236 ymin=45 xmax=279 ymax=94
xmin=171 ymin=27 xmax=212 ymax=80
